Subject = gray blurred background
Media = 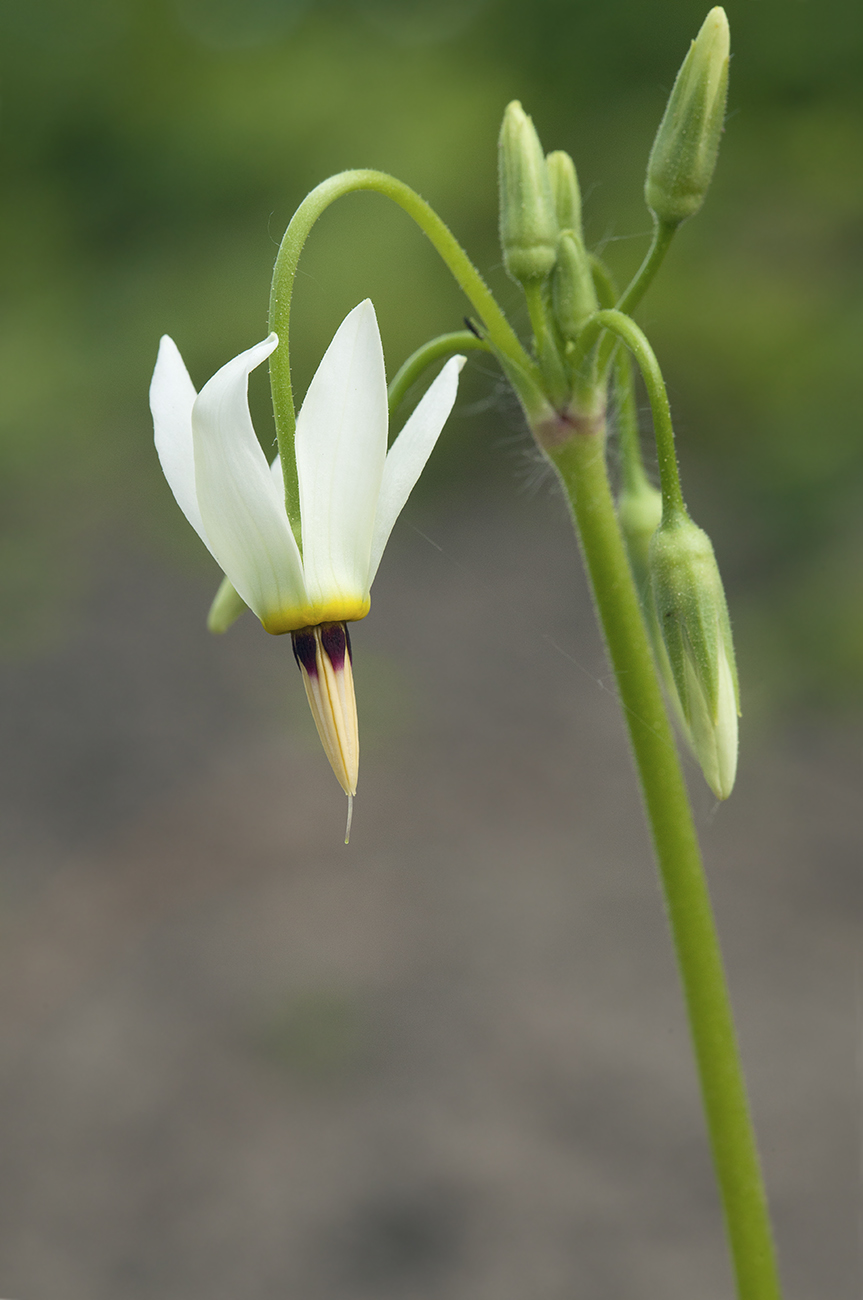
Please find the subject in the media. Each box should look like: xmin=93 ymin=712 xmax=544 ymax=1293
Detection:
xmin=1 ymin=0 xmax=862 ymax=1295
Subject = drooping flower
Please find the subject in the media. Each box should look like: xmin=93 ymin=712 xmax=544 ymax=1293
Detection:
xmin=150 ymin=299 xmax=464 ymax=801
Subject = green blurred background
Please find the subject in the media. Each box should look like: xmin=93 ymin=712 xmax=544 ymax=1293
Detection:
xmin=1 ymin=3 xmax=862 ymax=1297
xmin=1 ymin=0 xmax=862 ymax=712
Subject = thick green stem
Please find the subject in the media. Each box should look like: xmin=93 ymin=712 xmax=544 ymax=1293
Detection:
xmin=387 ymin=330 xmax=488 ymax=420
xmin=268 ymin=170 xmax=538 ymax=538
xmin=548 ymin=429 xmax=782 ymax=1300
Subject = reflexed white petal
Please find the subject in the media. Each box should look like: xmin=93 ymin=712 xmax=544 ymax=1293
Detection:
xmin=207 ymin=575 xmax=248 ymax=634
xmin=296 ymin=300 xmax=388 ymax=607
xmin=192 ymin=333 xmax=307 ymax=623
xmin=150 ymin=335 xmax=210 ymax=551
xmin=368 ymin=354 xmax=464 ymax=585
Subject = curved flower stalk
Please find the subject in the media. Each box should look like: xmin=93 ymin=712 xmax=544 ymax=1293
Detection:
xmin=150 ymin=299 xmax=464 ymax=799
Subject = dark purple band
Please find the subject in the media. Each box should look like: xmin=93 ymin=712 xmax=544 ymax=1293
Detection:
xmin=320 ymin=622 xmax=348 ymax=671
xmin=291 ymin=627 xmax=318 ymax=677
xmin=291 ymin=622 xmax=351 ymax=677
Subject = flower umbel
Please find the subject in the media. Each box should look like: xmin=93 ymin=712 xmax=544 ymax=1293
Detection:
xmin=150 ymin=299 xmax=464 ymax=797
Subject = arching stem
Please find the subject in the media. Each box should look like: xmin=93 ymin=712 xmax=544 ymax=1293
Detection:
xmin=267 ymin=170 xmax=538 ymax=540
xmin=387 ymin=330 xmax=488 ymax=420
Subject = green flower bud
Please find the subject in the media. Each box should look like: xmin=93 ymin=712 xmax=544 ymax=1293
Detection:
xmin=552 ymin=229 xmax=599 ymax=342
xmin=619 ymin=480 xmax=688 ymax=734
xmin=618 ymin=477 xmax=663 ymax=602
xmin=498 ymin=101 xmax=558 ymax=284
xmin=546 ymin=150 xmax=582 ymax=238
xmin=645 ymin=7 xmax=730 ymax=226
xmin=649 ymin=512 xmax=740 ymax=799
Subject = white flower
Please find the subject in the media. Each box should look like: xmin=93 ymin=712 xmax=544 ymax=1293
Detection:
xmin=150 ymin=299 xmax=464 ymax=798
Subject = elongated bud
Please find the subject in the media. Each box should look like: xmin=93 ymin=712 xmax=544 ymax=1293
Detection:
xmin=645 ymin=7 xmax=730 ymax=226
xmin=498 ymin=101 xmax=558 ymax=284
xmin=546 ymin=150 xmax=582 ymax=238
xmin=552 ymin=229 xmax=599 ymax=341
xmin=291 ymin=622 xmax=359 ymax=797
xmin=649 ymin=512 xmax=740 ymax=799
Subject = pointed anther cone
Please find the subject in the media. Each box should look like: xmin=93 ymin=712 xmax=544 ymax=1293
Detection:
xmin=291 ymin=622 xmax=359 ymax=796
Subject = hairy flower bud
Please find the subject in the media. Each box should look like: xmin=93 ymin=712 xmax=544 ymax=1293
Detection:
xmin=552 ymin=229 xmax=599 ymax=342
xmin=645 ymin=7 xmax=730 ymax=226
xmin=498 ymin=101 xmax=558 ymax=284
xmin=546 ymin=149 xmax=582 ymax=239
xmin=618 ymin=477 xmax=663 ymax=603
xmin=649 ymin=512 xmax=740 ymax=799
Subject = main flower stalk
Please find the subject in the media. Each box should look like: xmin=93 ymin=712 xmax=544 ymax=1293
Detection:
xmin=546 ymin=426 xmax=780 ymax=1300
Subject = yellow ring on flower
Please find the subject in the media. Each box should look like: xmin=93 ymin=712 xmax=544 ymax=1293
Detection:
xmin=261 ymin=596 xmax=371 ymax=635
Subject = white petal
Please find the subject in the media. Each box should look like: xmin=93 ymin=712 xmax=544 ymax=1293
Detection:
xmin=296 ymin=300 xmax=388 ymax=607
xmin=368 ymin=355 xmax=464 ymax=584
xmin=684 ymin=638 xmax=738 ymax=801
xmin=150 ymin=336 xmax=210 ymax=552
xmin=192 ymin=333 xmax=307 ymax=625
xmin=710 ymin=640 xmax=739 ymax=799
